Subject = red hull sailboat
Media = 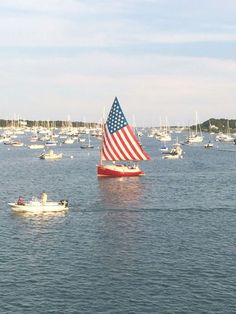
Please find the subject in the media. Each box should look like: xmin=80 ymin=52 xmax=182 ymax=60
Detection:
xmin=97 ymin=97 xmax=151 ymax=177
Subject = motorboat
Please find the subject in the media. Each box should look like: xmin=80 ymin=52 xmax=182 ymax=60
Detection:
xmin=204 ymin=142 xmax=214 ymax=148
xmin=28 ymin=144 xmax=45 ymax=149
xmin=80 ymin=143 xmax=94 ymax=149
xmin=8 ymin=199 xmax=69 ymax=213
xmin=39 ymin=149 xmax=63 ymax=160
xmin=45 ymin=140 xmax=57 ymax=147
xmin=160 ymin=142 xmax=168 ymax=152
xmin=162 ymin=143 xmax=183 ymax=159
xmin=63 ymin=137 xmax=75 ymax=144
xmin=11 ymin=141 xmax=24 ymax=147
xmin=216 ymin=133 xmax=234 ymax=142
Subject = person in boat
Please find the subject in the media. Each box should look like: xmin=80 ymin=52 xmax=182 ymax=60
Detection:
xmin=41 ymin=191 xmax=48 ymax=205
xmin=17 ymin=196 xmax=25 ymax=206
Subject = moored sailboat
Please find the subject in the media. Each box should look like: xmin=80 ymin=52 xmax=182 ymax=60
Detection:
xmin=185 ymin=112 xmax=203 ymax=144
xmin=97 ymin=97 xmax=151 ymax=177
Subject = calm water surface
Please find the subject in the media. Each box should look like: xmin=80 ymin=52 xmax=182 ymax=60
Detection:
xmin=0 ymin=134 xmax=236 ymax=313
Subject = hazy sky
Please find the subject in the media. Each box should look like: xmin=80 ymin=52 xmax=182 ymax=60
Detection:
xmin=1 ymin=0 xmax=236 ymax=126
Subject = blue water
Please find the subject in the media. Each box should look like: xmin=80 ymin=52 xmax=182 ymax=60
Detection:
xmin=0 ymin=134 xmax=236 ymax=313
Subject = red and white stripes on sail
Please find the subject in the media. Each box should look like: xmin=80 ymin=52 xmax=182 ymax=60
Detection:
xmin=101 ymin=124 xmax=151 ymax=161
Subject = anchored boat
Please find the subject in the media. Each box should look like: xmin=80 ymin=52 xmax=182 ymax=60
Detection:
xmin=39 ymin=149 xmax=63 ymax=160
xmin=162 ymin=142 xmax=183 ymax=159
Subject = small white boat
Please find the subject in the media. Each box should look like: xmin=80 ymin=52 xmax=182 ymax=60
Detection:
xmin=204 ymin=142 xmax=214 ymax=148
xmin=45 ymin=140 xmax=57 ymax=147
xmin=11 ymin=141 xmax=24 ymax=147
xmin=160 ymin=142 xmax=168 ymax=152
xmin=28 ymin=144 xmax=45 ymax=149
xmin=63 ymin=137 xmax=75 ymax=144
xmin=39 ymin=149 xmax=63 ymax=160
xmin=162 ymin=143 xmax=183 ymax=159
xmin=9 ymin=199 xmax=69 ymax=213
xmin=80 ymin=133 xmax=94 ymax=148
xmin=80 ymin=143 xmax=94 ymax=149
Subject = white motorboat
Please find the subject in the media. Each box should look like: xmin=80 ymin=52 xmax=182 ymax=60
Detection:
xmin=216 ymin=133 xmax=234 ymax=142
xmin=28 ymin=144 xmax=45 ymax=149
xmin=162 ymin=143 xmax=183 ymax=159
xmin=39 ymin=149 xmax=63 ymax=160
xmin=63 ymin=137 xmax=75 ymax=144
xmin=45 ymin=140 xmax=57 ymax=147
xmin=8 ymin=199 xmax=69 ymax=213
xmin=11 ymin=141 xmax=24 ymax=147
xmin=160 ymin=142 xmax=168 ymax=152
xmin=204 ymin=142 xmax=214 ymax=148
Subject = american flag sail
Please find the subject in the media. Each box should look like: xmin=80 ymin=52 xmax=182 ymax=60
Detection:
xmin=100 ymin=97 xmax=151 ymax=161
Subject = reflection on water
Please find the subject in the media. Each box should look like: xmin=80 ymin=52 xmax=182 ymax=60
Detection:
xmin=98 ymin=177 xmax=145 ymax=209
xmin=11 ymin=210 xmax=68 ymax=220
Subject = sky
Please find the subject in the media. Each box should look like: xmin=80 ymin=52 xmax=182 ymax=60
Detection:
xmin=0 ymin=0 xmax=236 ymax=126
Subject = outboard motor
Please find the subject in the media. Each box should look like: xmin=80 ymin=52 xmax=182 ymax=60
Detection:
xmin=59 ymin=199 xmax=69 ymax=207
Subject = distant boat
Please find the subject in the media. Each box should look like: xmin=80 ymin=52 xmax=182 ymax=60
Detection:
xmin=216 ymin=121 xmax=234 ymax=142
xmin=162 ymin=142 xmax=183 ymax=159
xmin=63 ymin=137 xmax=75 ymax=144
xmin=97 ymin=97 xmax=151 ymax=177
xmin=80 ymin=133 xmax=94 ymax=149
xmin=45 ymin=139 xmax=57 ymax=147
xmin=39 ymin=149 xmax=63 ymax=160
xmin=30 ymin=134 xmax=38 ymax=142
xmin=28 ymin=144 xmax=45 ymax=149
xmin=80 ymin=143 xmax=94 ymax=149
xmin=185 ymin=112 xmax=203 ymax=144
xmin=205 ymin=120 xmax=214 ymax=148
xmin=156 ymin=117 xmax=172 ymax=142
xmin=160 ymin=141 xmax=168 ymax=152
xmin=204 ymin=142 xmax=214 ymax=148
xmin=11 ymin=141 xmax=24 ymax=147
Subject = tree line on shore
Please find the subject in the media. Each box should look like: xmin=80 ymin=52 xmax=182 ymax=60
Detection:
xmin=0 ymin=119 xmax=101 ymax=129
xmin=0 ymin=118 xmax=235 ymax=133
xmin=199 ymin=119 xmax=236 ymax=133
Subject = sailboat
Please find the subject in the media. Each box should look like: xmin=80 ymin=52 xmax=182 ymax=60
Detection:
xmin=97 ymin=97 xmax=151 ymax=177
xmin=216 ymin=120 xmax=234 ymax=142
xmin=204 ymin=120 xmax=214 ymax=148
xmin=80 ymin=132 xmax=94 ymax=149
xmin=185 ymin=112 xmax=203 ymax=144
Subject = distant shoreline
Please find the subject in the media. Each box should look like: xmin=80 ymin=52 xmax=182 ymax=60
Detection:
xmin=0 ymin=118 xmax=236 ymax=133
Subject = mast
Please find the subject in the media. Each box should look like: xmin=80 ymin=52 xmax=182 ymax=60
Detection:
xmin=195 ymin=112 xmax=198 ymax=135
xmin=99 ymin=108 xmax=106 ymax=166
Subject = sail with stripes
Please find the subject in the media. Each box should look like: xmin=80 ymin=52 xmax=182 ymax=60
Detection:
xmin=100 ymin=97 xmax=151 ymax=161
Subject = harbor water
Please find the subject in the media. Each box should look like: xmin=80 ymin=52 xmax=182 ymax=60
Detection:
xmin=0 ymin=134 xmax=236 ymax=313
